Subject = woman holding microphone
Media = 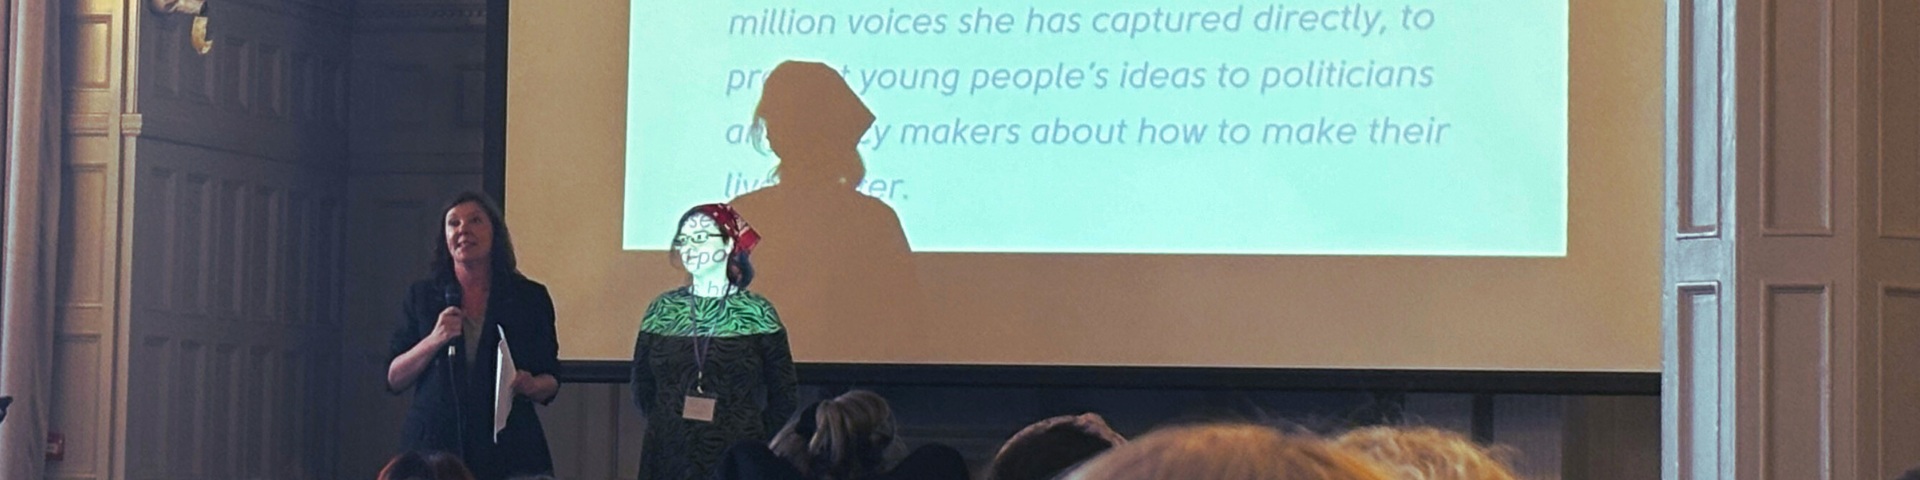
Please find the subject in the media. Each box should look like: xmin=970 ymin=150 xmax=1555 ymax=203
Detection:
xmin=387 ymin=192 xmax=561 ymax=480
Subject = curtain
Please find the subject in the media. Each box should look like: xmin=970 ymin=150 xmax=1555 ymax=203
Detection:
xmin=0 ymin=0 xmax=62 ymax=478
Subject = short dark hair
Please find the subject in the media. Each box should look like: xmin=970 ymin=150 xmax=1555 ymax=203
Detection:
xmin=670 ymin=207 xmax=755 ymax=288
xmin=430 ymin=191 xmax=518 ymax=279
xmin=988 ymin=419 xmax=1123 ymax=480
xmin=377 ymin=451 xmax=475 ymax=480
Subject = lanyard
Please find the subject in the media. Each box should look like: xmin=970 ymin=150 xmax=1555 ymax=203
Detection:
xmin=687 ymin=288 xmax=732 ymax=394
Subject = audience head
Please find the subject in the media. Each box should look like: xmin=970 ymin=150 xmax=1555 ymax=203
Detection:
xmin=987 ymin=413 xmax=1127 ymax=480
xmin=431 ymin=191 xmax=517 ymax=278
xmin=1063 ymin=423 xmax=1390 ymax=480
xmin=1333 ymin=426 xmax=1521 ymax=480
xmin=377 ymin=451 xmax=475 ymax=480
xmin=770 ymin=390 xmax=906 ymax=480
xmin=670 ymin=203 xmax=760 ymax=288
xmin=1897 ymin=466 xmax=1920 ymax=480
xmin=750 ymin=60 xmax=871 ymax=185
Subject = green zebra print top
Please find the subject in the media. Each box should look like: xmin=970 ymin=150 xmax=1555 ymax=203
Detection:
xmin=631 ymin=287 xmax=798 ymax=480
xmin=639 ymin=288 xmax=784 ymax=337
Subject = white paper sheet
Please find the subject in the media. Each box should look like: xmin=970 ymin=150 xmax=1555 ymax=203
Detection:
xmin=494 ymin=325 xmax=514 ymax=442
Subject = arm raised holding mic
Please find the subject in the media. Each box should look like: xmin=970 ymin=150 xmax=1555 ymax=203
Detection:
xmin=386 ymin=304 xmax=464 ymax=392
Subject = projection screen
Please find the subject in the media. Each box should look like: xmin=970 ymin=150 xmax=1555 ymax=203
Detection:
xmin=504 ymin=0 xmax=1661 ymax=371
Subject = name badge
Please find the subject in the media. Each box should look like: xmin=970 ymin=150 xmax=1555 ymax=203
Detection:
xmin=683 ymin=395 xmax=717 ymax=422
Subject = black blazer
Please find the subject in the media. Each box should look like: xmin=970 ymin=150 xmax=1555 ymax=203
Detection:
xmin=388 ymin=272 xmax=560 ymax=480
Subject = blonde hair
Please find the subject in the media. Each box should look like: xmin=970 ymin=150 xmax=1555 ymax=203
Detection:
xmin=769 ymin=390 xmax=907 ymax=480
xmin=1332 ymin=426 xmax=1522 ymax=480
xmin=1065 ymin=424 xmax=1391 ymax=480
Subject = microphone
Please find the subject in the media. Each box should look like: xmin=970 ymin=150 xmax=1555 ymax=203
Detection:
xmin=439 ymin=283 xmax=467 ymax=453
xmin=443 ymin=284 xmax=462 ymax=358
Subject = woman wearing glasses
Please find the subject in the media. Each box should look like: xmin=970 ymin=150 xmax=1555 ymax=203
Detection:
xmin=631 ymin=203 xmax=799 ymax=480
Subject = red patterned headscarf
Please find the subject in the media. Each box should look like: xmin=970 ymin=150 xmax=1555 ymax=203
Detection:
xmin=689 ymin=203 xmax=760 ymax=257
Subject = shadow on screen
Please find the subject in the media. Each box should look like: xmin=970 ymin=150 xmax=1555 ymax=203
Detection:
xmin=729 ymin=61 xmax=929 ymax=360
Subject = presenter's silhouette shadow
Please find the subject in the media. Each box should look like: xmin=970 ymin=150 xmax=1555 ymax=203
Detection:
xmin=729 ymin=61 xmax=929 ymax=360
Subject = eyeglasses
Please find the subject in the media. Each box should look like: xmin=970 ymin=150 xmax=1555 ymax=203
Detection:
xmin=673 ymin=231 xmax=724 ymax=246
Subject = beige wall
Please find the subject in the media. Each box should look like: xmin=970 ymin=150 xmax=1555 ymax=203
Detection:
xmin=507 ymin=0 xmax=1665 ymax=371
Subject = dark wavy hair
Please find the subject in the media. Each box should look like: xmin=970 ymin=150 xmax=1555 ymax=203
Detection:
xmin=377 ymin=450 xmax=475 ymax=480
xmin=668 ymin=207 xmax=755 ymax=288
xmin=431 ymin=191 xmax=518 ymax=280
xmin=987 ymin=415 xmax=1125 ymax=480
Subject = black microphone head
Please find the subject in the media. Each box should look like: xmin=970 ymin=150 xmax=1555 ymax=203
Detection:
xmin=443 ymin=284 xmax=462 ymax=309
xmin=441 ymin=285 xmax=462 ymax=358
